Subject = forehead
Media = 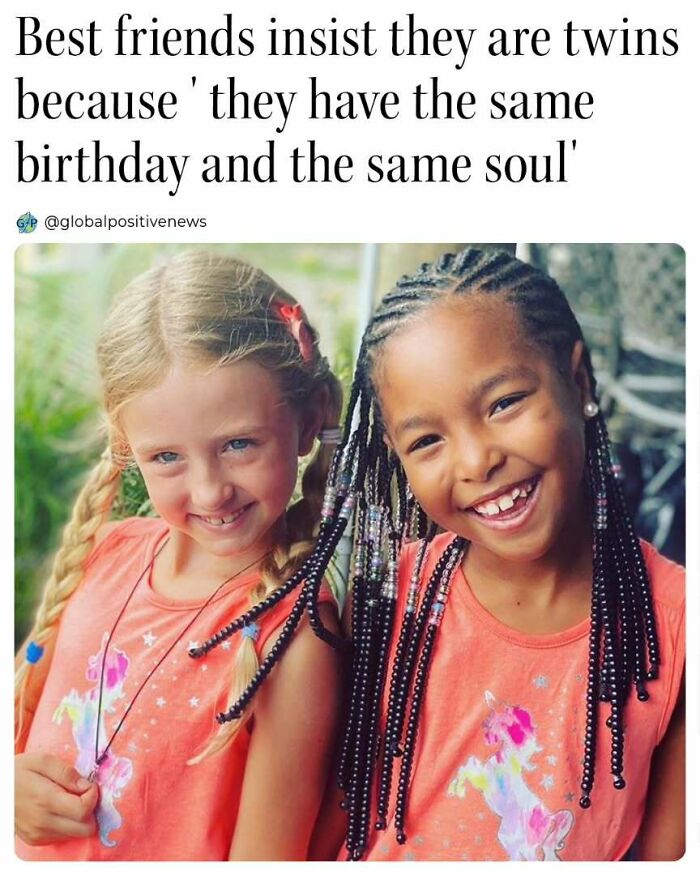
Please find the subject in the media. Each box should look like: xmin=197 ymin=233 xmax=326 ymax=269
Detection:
xmin=120 ymin=358 xmax=291 ymax=441
xmin=375 ymin=297 xmax=550 ymax=426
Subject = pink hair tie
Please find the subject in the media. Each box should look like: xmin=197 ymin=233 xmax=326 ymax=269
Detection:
xmin=276 ymin=302 xmax=314 ymax=363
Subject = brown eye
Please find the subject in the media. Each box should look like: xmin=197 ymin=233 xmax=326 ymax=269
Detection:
xmin=490 ymin=393 xmax=526 ymax=416
xmin=409 ymin=434 xmax=440 ymax=453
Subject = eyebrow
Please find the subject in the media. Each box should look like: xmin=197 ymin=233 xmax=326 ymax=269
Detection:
xmin=393 ymin=366 xmax=538 ymax=438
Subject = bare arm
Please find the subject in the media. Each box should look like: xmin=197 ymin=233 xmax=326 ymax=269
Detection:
xmin=228 ymin=602 xmax=343 ymax=860
xmin=308 ymin=589 xmax=354 ymax=860
xmin=636 ymin=676 xmax=685 ymax=861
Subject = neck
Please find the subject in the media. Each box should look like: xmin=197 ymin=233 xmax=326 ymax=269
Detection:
xmin=463 ymin=496 xmax=593 ymax=631
xmin=152 ymin=528 xmax=279 ymax=601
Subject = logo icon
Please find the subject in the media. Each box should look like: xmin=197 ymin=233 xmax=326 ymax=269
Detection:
xmin=17 ymin=211 xmax=38 ymax=234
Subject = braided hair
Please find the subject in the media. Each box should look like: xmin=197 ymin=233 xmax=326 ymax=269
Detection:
xmin=194 ymin=248 xmax=659 ymax=858
xmin=15 ymin=250 xmax=344 ymax=761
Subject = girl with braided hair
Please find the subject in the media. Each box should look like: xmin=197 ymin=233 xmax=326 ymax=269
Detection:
xmin=15 ymin=250 xmax=344 ymax=860
xmin=314 ymin=248 xmax=684 ymax=860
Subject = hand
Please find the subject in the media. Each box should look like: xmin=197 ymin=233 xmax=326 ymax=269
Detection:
xmin=15 ymin=752 xmax=99 ymax=845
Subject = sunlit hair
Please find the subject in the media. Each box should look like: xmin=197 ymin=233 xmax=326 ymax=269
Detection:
xmin=15 ymin=250 xmax=343 ymax=759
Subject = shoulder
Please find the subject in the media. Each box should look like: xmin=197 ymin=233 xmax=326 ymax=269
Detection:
xmin=258 ymin=578 xmax=339 ymax=655
xmin=638 ymin=541 xmax=685 ymax=746
xmin=85 ymin=516 xmax=167 ymax=569
xmin=398 ymin=531 xmax=459 ymax=578
xmin=640 ymin=539 xmax=685 ymax=616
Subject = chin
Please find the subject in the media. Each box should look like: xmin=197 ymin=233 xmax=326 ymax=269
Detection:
xmin=461 ymin=525 xmax=554 ymax=563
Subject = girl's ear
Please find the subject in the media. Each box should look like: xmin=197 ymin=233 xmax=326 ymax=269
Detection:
xmin=298 ymin=386 xmax=329 ymax=456
xmin=570 ymin=339 xmax=593 ymax=409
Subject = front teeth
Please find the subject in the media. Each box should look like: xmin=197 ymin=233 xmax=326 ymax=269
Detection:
xmin=474 ymin=479 xmax=536 ymax=516
xmin=202 ymin=509 xmax=244 ymax=526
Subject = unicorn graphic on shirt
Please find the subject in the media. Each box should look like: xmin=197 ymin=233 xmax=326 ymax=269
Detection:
xmin=53 ymin=633 xmax=134 ymax=848
xmin=448 ymin=690 xmax=574 ymax=861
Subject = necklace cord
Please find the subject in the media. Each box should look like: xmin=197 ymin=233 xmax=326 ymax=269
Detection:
xmin=93 ymin=540 xmax=269 ymax=772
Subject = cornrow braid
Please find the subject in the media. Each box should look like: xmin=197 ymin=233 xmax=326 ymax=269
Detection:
xmin=185 ymin=248 xmax=660 ymax=857
xmin=273 ymin=247 xmax=658 ymax=859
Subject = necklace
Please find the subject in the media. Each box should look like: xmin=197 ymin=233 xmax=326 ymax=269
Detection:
xmin=88 ymin=538 xmax=268 ymax=782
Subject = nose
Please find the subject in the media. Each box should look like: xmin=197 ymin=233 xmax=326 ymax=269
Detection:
xmin=452 ymin=431 xmax=505 ymax=483
xmin=191 ymin=460 xmax=235 ymax=511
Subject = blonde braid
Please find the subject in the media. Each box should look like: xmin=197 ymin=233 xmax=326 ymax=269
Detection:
xmin=15 ymin=452 xmax=121 ymax=751
xmin=189 ymin=369 xmax=343 ymax=762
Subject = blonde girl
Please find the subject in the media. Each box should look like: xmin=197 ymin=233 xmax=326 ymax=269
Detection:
xmin=15 ymin=250 xmax=344 ymax=860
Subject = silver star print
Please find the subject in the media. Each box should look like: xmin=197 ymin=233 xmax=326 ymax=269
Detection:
xmin=156 ymin=697 xmax=166 ymax=708
xmin=540 ymin=774 xmax=555 ymax=790
xmin=533 ymin=675 xmax=549 ymax=689
xmin=189 ymin=696 xmax=200 ymax=708
xmin=142 ymin=631 xmax=156 ymax=647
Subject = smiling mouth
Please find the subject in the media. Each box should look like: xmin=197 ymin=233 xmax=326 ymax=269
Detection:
xmin=470 ymin=476 xmax=539 ymax=517
xmin=195 ymin=505 xmax=251 ymax=528
xmin=461 ymin=475 xmax=542 ymax=531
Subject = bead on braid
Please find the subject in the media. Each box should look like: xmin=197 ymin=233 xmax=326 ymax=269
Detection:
xmin=316 ymin=248 xmax=662 ymax=858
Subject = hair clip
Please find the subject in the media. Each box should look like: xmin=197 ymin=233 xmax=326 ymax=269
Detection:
xmin=275 ymin=303 xmax=314 ymax=363
xmin=26 ymin=642 xmax=45 ymax=664
xmin=318 ymin=427 xmax=342 ymax=445
xmin=242 ymin=622 xmax=261 ymax=642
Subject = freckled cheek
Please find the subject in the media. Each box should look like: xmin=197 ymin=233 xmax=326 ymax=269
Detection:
xmin=249 ymin=453 xmax=299 ymax=507
xmin=141 ymin=478 xmax=187 ymax=517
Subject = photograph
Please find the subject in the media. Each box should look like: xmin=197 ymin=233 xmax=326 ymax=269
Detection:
xmin=14 ymin=242 xmax=685 ymax=861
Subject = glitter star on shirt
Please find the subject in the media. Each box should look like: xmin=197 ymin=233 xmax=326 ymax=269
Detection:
xmin=142 ymin=631 xmax=156 ymax=647
xmin=155 ymin=697 xmax=166 ymax=708
xmin=540 ymin=774 xmax=555 ymax=791
xmin=189 ymin=696 xmax=200 ymax=708
xmin=221 ymin=640 xmax=232 ymax=650
xmin=533 ymin=674 xmax=549 ymax=689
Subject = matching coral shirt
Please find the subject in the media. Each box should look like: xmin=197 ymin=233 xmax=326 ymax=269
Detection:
xmin=16 ymin=518 xmax=685 ymax=861
xmin=361 ymin=534 xmax=685 ymax=862
xmin=17 ymin=517 xmax=334 ymax=861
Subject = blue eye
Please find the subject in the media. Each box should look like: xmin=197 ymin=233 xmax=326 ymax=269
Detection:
xmin=153 ymin=451 xmax=180 ymax=464
xmin=490 ymin=394 xmax=526 ymax=416
xmin=225 ymin=438 xmax=254 ymax=452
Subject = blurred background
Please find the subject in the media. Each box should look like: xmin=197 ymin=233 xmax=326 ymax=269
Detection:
xmin=15 ymin=242 xmax=685 ymax=645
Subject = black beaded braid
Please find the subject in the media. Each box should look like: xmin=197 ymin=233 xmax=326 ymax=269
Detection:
xmin=310 ymin=248 xmax=661 ymax=859
xmin=190 ymin=248 xmax=660 ymax=857
xmin=393 ymin=537 xmax=465 ymax=844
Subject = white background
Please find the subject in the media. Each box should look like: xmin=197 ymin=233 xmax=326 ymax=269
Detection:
xmin=3 ymin=0 xmax=697 ymax=871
